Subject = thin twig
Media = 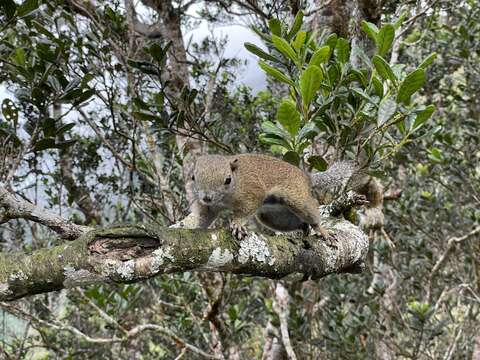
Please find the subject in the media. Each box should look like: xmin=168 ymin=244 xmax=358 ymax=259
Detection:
xmin=427 ymin=227 xmax=480 ymax=301
xmin=273 ymin=283 xmax=297 ymax=360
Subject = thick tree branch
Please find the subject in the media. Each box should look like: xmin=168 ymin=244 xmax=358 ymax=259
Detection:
xmin=0 ymin=186 xmax=91 ymax=240
xmin=0 ymin=218 xmax=368 ymax=301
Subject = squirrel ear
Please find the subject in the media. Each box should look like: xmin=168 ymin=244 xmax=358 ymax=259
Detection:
xmin=230 ymin=158 xmax=239 ymax=172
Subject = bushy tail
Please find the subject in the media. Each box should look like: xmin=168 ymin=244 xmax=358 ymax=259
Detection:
xmin=311 ymin=161 xmax=383 ymax=208
xmin=311 ymin=161 xmax=363 ymax=191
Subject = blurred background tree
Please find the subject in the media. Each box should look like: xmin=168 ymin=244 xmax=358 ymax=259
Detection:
xmin=0 ymin=0 xmax=478 ymax=359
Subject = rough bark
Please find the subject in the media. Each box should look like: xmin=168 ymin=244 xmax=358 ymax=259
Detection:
xmin=0 ymin=186 xmax=91 ymax=240
xmin=0 ymin=218 xmax=368 ymax=301
xmin=311 ymin=0 xmax=352 ymax=37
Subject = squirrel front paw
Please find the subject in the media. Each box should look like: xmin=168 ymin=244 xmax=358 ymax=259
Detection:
xmin=229 ymin=221 xmax=249 ymax=241
xmin=312 ymin=225 xmax=338 ymax=248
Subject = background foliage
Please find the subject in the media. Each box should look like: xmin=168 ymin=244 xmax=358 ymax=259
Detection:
xmin=0 ymin=0 xmax=479 ymax=359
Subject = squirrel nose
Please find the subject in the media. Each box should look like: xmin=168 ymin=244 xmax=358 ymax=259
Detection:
xmin=203 ymin=195 xmax=212 ymax=203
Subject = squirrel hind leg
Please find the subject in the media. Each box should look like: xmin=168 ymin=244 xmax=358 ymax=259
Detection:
xmin=270 ymin=193 xmax=338 ymax=247
xmin=256 ymin=202 xmax=306 ymax=232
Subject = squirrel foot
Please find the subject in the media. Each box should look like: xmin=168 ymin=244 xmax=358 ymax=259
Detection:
xmin=230 ymin=221 xmax=249 ymax=241
xmin=312 ymin=225 xmax=338 ymax=248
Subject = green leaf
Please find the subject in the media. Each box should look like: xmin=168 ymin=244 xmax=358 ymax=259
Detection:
xmin=349 ymin=69 xmax=368 ymax=87
xmin=1 ymin=99 xmax=18 ymax=128
xmin=0 ymin=0 xmax=17 ymax=19
xmin=36 ymin=43 xmax=57 ymax=62
xmin=286 ymin=11 xmax=304 ymax=41
xmin=325 ymin=33 xmax=338 ymax=51
xmin=309 ymin=46 xmax=330 ymax=66
xmin=297 ymin=121 xmax=319 ymax=142
xmin=352 ymin=88 xmax=377 ymax=105
xmin=42 ymin=117 xmax=56 ymax=137
xmin=377 ymin=96 xmax=397 ymax=125
xmin=361 ymin=21 xmax=379 ymax=44
xmin=268 ymin=19 xmax=282 ymax=36
xmin=271 ymin=35 xmax=298 ymax=63
xmin=148 ymin=42 xmax=171 ymax=64
xmin=32 ymin=137 xmax=56 ymax=152
xmin=133 ymin=110 xmax=158 ymax=122
xmin=412 ymin=105 xmax=435 ymax=130
xmin=244 ymin=43 xmax=281 ymax=63
xmin=16 ymin=0 xmax=38 ymax=17
xmin=133 ymin=97 xmax=150 ymax=110
xmin=127 ymin=59 xmax=158 ymax=76
xmin=292 ymin=31 xmax=307 ymax=52
xmin=0 ymin=128 xmax=21 ymax=146
xmin=258 ymin=61 xmax=295 ymax=87
xmin=308 ymin=155 xmax=328 ymax=171
xmin=259 ymin=134 xmax=291 ymax=149
xmin=283 ymin=151 xmax=300 ymax=166
xmin=32 ymin=20 xmax=56 ymax=39
xmin=396 ymin=68 xmax=425 ymax=104
xmin=418 ymin=52 xmax=437 ymax=69
xmin=427 ymin=147 xmax=442 ymax=162
xmin=335 ymin=38 xmax=350 ymax=64
xmin=300 ymin=65 xmax=323 ymax=109
xmin=372 ymin=55 xmax=397 ymax=85
xmin=56 ymin=123 xmax=76 ymax=135
xmin=54 ymin=140 xmax=76 ymax=150
xmin=261 ymin=121 xmax=291 ymax=140
xmin=377 ymin=24 xmax=395 ymax=57
xmin=73 ymin=89 xmax=95 ymax=105
xmin=394 ymin=12 xmax=408 ymax=29
xmin=251 ymin=26 xmax=272 ymax=43
xmin=277 ymin=100 xmax=301 ymax=137
xmin=12 ymin=48 xmax=25 ymax=66
xmin=371 ymin=76 xmax=384 ymax=97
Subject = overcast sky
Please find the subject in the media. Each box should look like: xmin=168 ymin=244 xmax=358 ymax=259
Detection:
xmin=185 ymin=21 xmax=267 ymax=91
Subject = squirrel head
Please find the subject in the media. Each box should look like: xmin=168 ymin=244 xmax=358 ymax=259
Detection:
xmin=192 ymin=155 xmax=238 ymax=206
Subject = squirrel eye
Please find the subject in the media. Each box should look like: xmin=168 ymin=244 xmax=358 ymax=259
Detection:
xmin=191 ymin=175 xmax=195 ymax=181
xmin=224 ymin=176 xmax=232 ymax=185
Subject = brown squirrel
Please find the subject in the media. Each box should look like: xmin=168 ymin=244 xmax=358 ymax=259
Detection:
xmin=183 ymin=153 xmax=368 ymax=243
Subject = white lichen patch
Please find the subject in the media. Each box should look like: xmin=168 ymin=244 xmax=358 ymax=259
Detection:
xmin=316 ymin=219 xmax=369 ymax=273
xmin=0 ymin=283 xmax=12 ymax=297
xmin=115 ymin=260 xmax=135 ymax=280
xmin=151 ymin=246 xmax=174 ymax=273
xmin=324 ymin=250 xmax=338 ymax=272
xmin=318 ymin=205 xmax=333 ymax=218
xmin=238 ymin=233 xmax=275 ymax=265
xmin=207 ymin=247 xmax=233 ymax=267
xmin=63 ymin=266 xmax=103 ymax=287
xmin=9 ymin=271 xmax=27 ymax=282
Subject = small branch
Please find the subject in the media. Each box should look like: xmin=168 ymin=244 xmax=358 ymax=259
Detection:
xmin=0 ymin=186 xmax=91 ymax=240
xmin=273 ymin=283 xmax=297 ymax=360
xmin=0 ymin=302 xmax=219 ymax=359
xmin=75 ymin=288 xmax=128 ymax=334
xmin=427 ymin=227 xmax=480 ymax=301
xmin=397 ymin=0 xmax=440 ymax=39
